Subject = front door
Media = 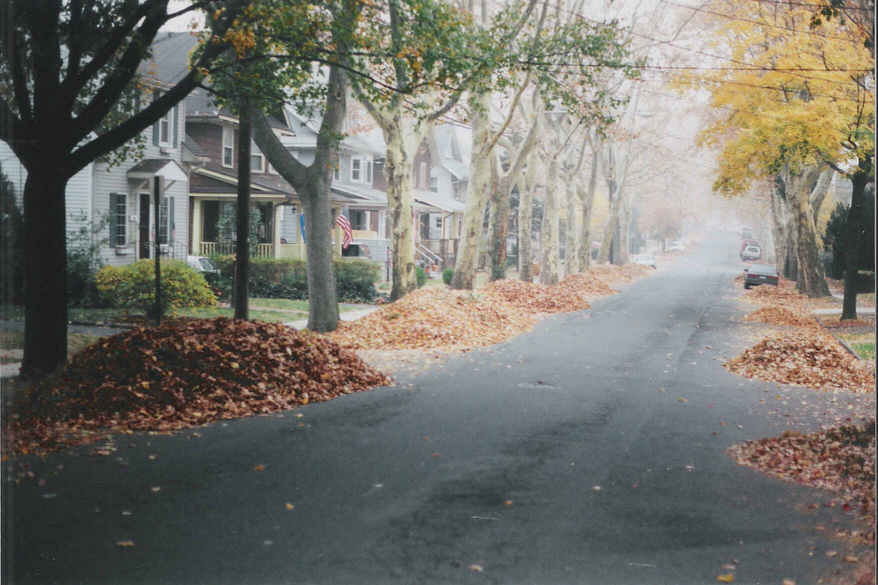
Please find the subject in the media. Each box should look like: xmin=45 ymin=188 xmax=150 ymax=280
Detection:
xmin=139 ymin=194 xmax=150 ymax=259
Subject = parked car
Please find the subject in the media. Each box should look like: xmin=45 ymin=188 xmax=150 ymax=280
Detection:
xmin=741 ymin=245 xmax=762 ymax=261
xmin=186 ymin=255 xmax=219 ymax=274
xmin=667 ymin=240 xmax=685 ymax=252
xmin=744 ymin=264 xmax=779 ymax=289
xmin=632 ymin=253 xmax=657 ymax=269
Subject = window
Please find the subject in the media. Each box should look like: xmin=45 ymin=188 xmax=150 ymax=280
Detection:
xmin=222 ymin=126 xmax=234 ymax=167
xmin=158 ymin=197 xmax=174 ymax=244
xmin=109 ymin=193 xmax=127 ymax=246
xmin=250 ymin=141 xmax=265 ymax=172
xmin=350 ymin=156 xmax=372 ymax=184
xmin=349 ymin=209 xmax=367 ymax=230
xmin=158 ymin=110 xmax=171 ymax=145
xmin=435 ymin=216 xmax=442 ymax=229
xmin=151 ymin=91 xmax=175 ymax=147
xmin=333 ymin=165 xmax=340 ymax=181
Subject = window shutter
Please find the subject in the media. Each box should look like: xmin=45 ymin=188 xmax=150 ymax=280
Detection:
xmin=109 ymin=194 xmax=119 ymax=247
xmin=169 ymin=197 xmax=175 ymax=238
xmin=172 ymin=105 xmax=179 ymax=147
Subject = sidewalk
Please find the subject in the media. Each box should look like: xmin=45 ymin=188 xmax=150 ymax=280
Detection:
xmin=284 ymin=307 xmax=379 ymax=329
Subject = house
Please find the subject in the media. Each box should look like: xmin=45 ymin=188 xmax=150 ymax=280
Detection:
xmin=0 ymin=32 xmax=191 ymax=269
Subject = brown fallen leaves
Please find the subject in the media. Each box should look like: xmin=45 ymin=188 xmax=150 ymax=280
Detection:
xmin=743 ymin=306 xmax=819 ymax=329
xmin=327 ymin=287 xmax=537 ymax=350
xmin=5 ymin=318 xmax=390 ymax=455
xmin=728 ymin=419 xmax=876 ymax=544
xmin=724 ymin=332 xmax=874 ymax=393
xmin=482 ymin=279 xmax=592 ymax=314
xmin=328 ymin=270 xmax=631 ymax=351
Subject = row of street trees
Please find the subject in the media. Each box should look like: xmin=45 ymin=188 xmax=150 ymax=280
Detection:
xmin=1 ymin=0 xmax=641 ymax=378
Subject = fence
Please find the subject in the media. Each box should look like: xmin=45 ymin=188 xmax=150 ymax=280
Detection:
xmin=199 ymin=241 xmax=274 ymax=258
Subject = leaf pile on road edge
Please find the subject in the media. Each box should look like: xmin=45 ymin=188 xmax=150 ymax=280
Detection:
xmin=724 ymin=332 xmax=875 ymax=393
xmin=728 ymin=419 xmax=876 ymax=544
xmin=559 ymin=272 xmax=619 ymax=297
xmin=5 ymin=318 xmax=391 ymax=455
xmin=589 ymin=263 xmax=653 ymax=285
xmin=743 ymin=306 xmax=819 ymax=328
xmin=326 ymin=287 xmax=536 ymax=350
xmin=481 ymin=279 xmax=592 ymax=314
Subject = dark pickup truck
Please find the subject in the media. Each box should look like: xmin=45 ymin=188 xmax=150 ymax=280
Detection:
xmin=744 ymin=264 xmax=779 ymax=289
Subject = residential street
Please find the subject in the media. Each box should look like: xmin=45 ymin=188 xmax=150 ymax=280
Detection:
xmin=2 ymin=233 xmax=868 ymax=585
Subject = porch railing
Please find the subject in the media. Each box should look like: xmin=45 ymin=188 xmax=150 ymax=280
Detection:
xmin=199 ymin=241 xmax=274 ymax=258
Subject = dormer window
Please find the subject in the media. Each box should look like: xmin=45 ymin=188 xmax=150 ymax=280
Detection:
xmin=250 ymin=141 xmax=265 ymax=172
xmin=350 ymin=156 xmax=372 ymax=184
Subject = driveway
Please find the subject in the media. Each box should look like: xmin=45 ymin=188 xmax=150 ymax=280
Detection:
xmin=2 ymin=233 xmax=869 ymax=584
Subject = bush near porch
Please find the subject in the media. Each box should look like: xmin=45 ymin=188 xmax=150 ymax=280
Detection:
xmin=211 ymin=256 xmax=379 ymax=303
xmin=96 ymin=260 xmax=217 ymax=314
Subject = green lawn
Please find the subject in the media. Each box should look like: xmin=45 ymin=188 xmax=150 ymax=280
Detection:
xmin=0 ymin=330 xmax=97 ymax=361
xmin=836 ymin=331 xmax=876 ymax=361
xmin=852 ymin=342 xmax=876 ymax=360
xmin=2 ymin=297 xmax=372 ymax=326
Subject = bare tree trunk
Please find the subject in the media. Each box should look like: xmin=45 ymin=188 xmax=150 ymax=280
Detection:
xmin=489 ymin=165 xmax=512 ymax=281
xmin=841 ymin=158 xmax=872 ymax=319
xmin=565 ymin=182 xmax=579 ymax=275
xmin=577 ymin=147 xmax=599 ymax=271
xmin=234 ymin=97 xmax=251 ymax=320
xmin=452 ymin=92 xmax=493 ymax=290
xmin=381 ymin=121 xmax=423 ymax=300
xmin=21 ymin=170 xmax=68 ymax=378
xmin=518 ymin=164 xmax=536 ymax=282
xmin=300 ymin=181 xmax=339 ymax=330
xmin=785 ymin=165 xmax=830 ymax=297
xmin=539 ymin=156 xmax=560 ymax=285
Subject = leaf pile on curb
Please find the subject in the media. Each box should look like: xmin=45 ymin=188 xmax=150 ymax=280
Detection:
xmin=724 ymin=332 xmax=875 ymax=393
xmin=743 ymin=306 xmax=819 ymax=328
xmin=326 ymin=287 xmax=536 ymax=350
xmin=5 ymin=318 xmax=390 ymax=454
xmin=481 ymin=279 xmax=591 ymax=314
xmin=741 ymin=282 xmax=815 ymax=314
xmin=559 ymin=273 xmax=619 ymax=297
xmin=590 ymin=263 xmax=653 ymax=284
xmin=728 ymin=419 xmax=876 ymax=544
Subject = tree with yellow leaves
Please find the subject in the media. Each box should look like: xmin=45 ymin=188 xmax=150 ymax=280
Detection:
xmin=685 ymin=0 xmax=873 ymax=299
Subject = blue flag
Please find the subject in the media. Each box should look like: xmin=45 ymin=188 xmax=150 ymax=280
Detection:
xmin=299 ymin=213 xmax=306 ymax=244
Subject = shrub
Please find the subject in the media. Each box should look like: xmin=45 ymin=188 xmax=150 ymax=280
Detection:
xmin=416 ymin=266 xmax=427 ymax=288
xmin=212 ymin=256 xmax=379 ymax=302
xmin=96 ymin=259 xmax=216 ymax=313
xmin=335 ymin=259 xmax=379 ymax=302
xmin=442 ymin=268 xmax=453 ymax=285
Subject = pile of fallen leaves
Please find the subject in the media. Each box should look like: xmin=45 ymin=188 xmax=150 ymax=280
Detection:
xmin=728 ymin=419 xmax=876 ymax=544
xmin=743 ymin=306 xmax=819 ymax=328
xmin=481 ymin=279 xmax=591 ymax=314
xmin=327 ymin=287 xmax=536 ymax=350
xmin=5 ymin=318 xmax=390 ymax=454
xmin=590 ymin=263 xmax=653 ymax=284
xmin=559 ymin=272 xmax=618 ymax=297
xmin=741 ymin=280 xmax=817 ymax=314
xmin=724 ymin=332 xmax=875 ymax=393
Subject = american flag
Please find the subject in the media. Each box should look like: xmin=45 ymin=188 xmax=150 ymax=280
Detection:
xmin=335 ymin=213 xmax=353 ymax=249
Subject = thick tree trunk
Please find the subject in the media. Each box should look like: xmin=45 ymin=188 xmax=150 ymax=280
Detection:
xmin=383 ymin=124 xmax=418 ymax=300
xmin=21 ymin=171 xmax=68 ymax=378
xmin=489 ymin=172 xmax=512 ymax=281
xmin=301 ymin=180 xmax=339 ymax=331
xmin=235 ymin=99 xmax=251 ymax=320
xmin=577 ymin=148 xmax=599 ymax=272
xmin=841 ymin=160 xmax=871 ymax=319
xmin=518 ymin=177 xmax=534 ymax=282
xmin=618 ymin=191 xmax=631 ymax=265
xmin=789 ymin=166 xmax=830 ymax=297
xmin=539 ymin=157 xmax=560 ymax=285
xmin=565 ymin=183 xmax=579 ymax=275
xmin=452 ymin=93 xmax=492 ymax=290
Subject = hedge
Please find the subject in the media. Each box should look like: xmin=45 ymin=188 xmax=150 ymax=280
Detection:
xmin=96 ymin=260 xmax=216 ymax=314
xmin=212 ymin=256 xmax=379 ymax=302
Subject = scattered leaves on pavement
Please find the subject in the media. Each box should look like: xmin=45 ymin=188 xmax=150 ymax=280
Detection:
xmin=4 ymin=318 xmax=390 ymax=455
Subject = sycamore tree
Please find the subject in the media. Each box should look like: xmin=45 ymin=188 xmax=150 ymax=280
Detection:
xmin=687 ymin=0 xmax=873 ymax=300
xmin=451 ymin=0 xmax=637 ymax=290
xmin=0 ymin=0 xmax=252 ymax=378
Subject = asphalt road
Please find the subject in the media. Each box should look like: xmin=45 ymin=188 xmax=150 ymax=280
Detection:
xmin=2 ymin=233 xmax=868 ymax=585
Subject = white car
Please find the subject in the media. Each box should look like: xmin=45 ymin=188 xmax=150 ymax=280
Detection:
xmin=632 ymin=254 xmax=657 ymax=269
xmin=666 ymin=240 xmax=685 ymax=252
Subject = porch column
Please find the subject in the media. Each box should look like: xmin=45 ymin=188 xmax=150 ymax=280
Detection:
xmin=273 ymin=204 xmax=282 ymax=258
xmin=191 ymin=199 xmax=202 ymax=255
